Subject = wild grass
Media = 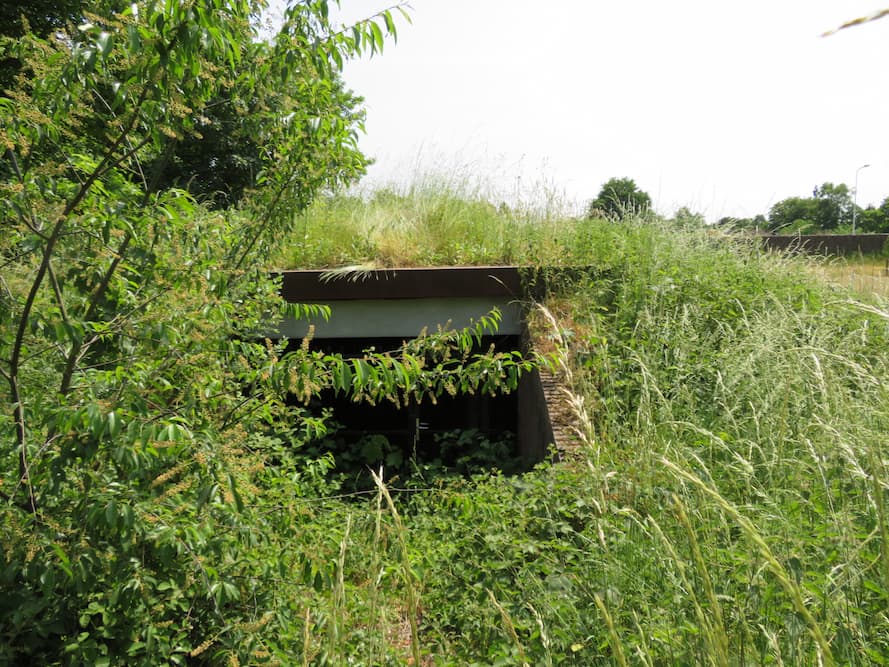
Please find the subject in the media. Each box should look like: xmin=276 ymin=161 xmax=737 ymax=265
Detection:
xmin=271 ymin=175 xmax=587 ymax=269
xmin=807 ymin=254 xmax=889 ymax=298
xmin=260 ymin=186 xmax=889 ymax=664
xmin=541 ymin=220 xmax=889 ymax=664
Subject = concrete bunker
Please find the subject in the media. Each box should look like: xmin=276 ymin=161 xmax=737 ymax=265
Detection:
xmin=274 ymin=266 xmax=558 ymax=476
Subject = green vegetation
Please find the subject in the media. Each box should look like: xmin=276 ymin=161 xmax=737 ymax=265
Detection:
xmin=586 ymin=177 xmax=653 ymax=221
xmin=767 ymin=183 xmax=855 ymax=233
xmin=277 ymin=209 xmax=889 ymax=665
xmin=274 ymin=178 xmax=579 ymax=269
xmin=4 ymin=1 xmax=889 ymax=664
xmin=719 ymin=184 xmax=889 ymax=235
xmin=278 ymin=206 xmax=889 ymax=664
xmin=0 ymin=0 xmax=86 ymax=91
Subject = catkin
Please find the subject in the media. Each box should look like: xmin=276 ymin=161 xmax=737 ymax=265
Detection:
xmin=189 ymin=638 xmax=213 ymax=657
xmin=157 ymin=478 xmax=192 ymax=501
xmin=237 ymin=612 xmax=274 ymax=633
xmin=150 ymin=460 xmax=189 ymax=488
xmin=301 ymin=324 xmax=315 ymax=352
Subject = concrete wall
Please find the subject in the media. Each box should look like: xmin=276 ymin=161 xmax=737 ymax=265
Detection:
xmin=516 ymin=369 xmax=555 ymax=465
xmin=274 ymin=297 xmax=523 ymax=339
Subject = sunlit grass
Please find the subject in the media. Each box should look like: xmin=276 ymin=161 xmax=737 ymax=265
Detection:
xmin=807 ymin=254 xmax=889 ymax=298
xmin=271 ymin=173 xmax=585 ymax=269
xmin=261 ymin=181 xmax=889 ymax=663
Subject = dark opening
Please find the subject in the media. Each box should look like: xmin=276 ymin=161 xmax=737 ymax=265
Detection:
xmin=287 ymin=335 xmax=527 ymax=487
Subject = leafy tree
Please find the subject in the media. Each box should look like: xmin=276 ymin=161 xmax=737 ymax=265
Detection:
xmin=0 ymin=1 xmax=533 ymax=663
xmin=767 ymin=182 xmax=854 ymax=233
xmin=767 ymin=196 xmax=820 ymax=233
xmin=716 ymin=214 xmax=767 ymax=231
xmin=138 ymin=37 xmax=368 ymax=208
xmin=812 ymin=182 xmax=853 ymax=230
xmin=0 ymin=0 xmax=86 ymax=92
xmin=859 ymin=196 xmax=889 ymax=233
xmin=672 ymin=206 xmax=705 ymax=227
xmin=587 ymin=177 xmax=652 ymax=219
xmin=1 ymin=0 xmax=347 ymax=208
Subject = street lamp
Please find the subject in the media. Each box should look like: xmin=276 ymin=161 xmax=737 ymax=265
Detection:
xmin=852 ymin=163 xmax=870 ymax=234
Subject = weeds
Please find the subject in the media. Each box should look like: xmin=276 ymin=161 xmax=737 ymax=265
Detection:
xmin=11 ymin=175 xmax=889 ymax=663
xmin=254 ymin=196 xmax=889 ymax=664
xmin=271 ymin=175 xmax=579 ymax=269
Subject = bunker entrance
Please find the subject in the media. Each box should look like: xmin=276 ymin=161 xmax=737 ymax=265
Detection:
xmin=275 ymin=267 xmax=558 ymax=488
xmin=288 ymin=335 xmax=536 ymax=487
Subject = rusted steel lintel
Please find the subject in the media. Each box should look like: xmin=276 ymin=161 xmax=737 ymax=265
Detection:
xmin=277 ymin=265 xmax=526 ymax=302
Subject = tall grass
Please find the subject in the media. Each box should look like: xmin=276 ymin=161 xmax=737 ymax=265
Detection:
xmin=554 ymin=220 xmax=889 ymax=664
xmin=256 ymin=186 xmax=889 ymax=664
xmin=808 ymin=254 xmax=889 ymax=298
xmin=271 ymin=174 xmax=582 ymax=269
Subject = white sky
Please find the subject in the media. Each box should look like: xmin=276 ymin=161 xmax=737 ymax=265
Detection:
xmin=314 ymin=2 xmax=889 ymax=220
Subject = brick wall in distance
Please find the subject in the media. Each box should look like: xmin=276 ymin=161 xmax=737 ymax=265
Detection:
xmin=759 ymin=234 xmax=889 ymax=256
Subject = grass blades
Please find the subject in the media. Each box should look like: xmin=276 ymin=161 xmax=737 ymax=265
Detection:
xmin=271 ymin=175 xmax=580 ymax=269
xmin=229 ymin=186 xmax=889 ymax=663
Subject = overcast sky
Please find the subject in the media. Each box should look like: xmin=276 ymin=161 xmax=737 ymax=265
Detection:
xmin=313 ymin=2 xmax=889 ymax=220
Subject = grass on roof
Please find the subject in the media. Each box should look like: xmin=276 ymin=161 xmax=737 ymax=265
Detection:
xmin=270 ymin=176 xmax=595 ymax=269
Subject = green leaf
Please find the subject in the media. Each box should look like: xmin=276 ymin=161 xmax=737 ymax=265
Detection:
xmin=52 ymin=544 xmax=73 ymax=579
xmin=105 ymin=499 xmax=117 ymax=527
xmin=332 ymin=358 xmax=352 ymax=392
xmin=121 ymin=504 xmax=134 ymax=529
xmin=352 ymin=358 xmax=368 ymax=386
xmin=327 ymin=42 xmax=343 ymax=71
xmin=107 ymin=411 xmax=121 ymax=439
xmin=84 ymin=47 xmax=97 ymax=73
xmin=228 ymin=474 xmax=244 ymax=512
xmin=383 ymin=11 xmax=397 ymax=39
xmin=97 ymin=32 xmax=113 ymax=58
xmin=370 ymin=21 xmax=384 ymax=53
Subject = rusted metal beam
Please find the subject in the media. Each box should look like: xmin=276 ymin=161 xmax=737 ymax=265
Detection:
xmin=278 ymin=266 xmax=525 ymax=302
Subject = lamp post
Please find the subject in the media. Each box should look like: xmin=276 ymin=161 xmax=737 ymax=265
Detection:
xmin=852 ymin=163 xmax=870 ymax=234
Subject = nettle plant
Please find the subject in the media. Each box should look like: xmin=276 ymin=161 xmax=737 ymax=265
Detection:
xmin=0 ymin=1 xmax=539 ymax=664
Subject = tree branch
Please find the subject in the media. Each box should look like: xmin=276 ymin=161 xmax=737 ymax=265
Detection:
xmin=59 ymin=231 xmax=132 ymax=396
xmin=6 ymin=84 xmax=153 ymax=514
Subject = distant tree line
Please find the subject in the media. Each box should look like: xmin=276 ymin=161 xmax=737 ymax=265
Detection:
xmin=718 ymin=183 xmax=889 ymax=234
xmin=587 ymin=176 xmax=889 ymax=234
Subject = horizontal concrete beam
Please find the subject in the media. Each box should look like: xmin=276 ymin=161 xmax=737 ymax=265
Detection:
xmin=274 ymin=297 xmax=523 ymax=339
